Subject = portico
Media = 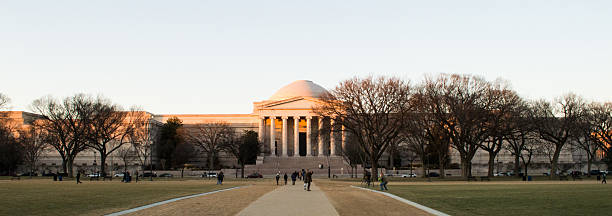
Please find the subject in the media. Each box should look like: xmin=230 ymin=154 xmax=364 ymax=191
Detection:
xmin=253 ymin=80 xmax=344 ymax=157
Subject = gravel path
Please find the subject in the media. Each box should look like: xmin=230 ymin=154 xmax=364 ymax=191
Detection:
xmin=236 ymin=182 xmax=338 ymax=216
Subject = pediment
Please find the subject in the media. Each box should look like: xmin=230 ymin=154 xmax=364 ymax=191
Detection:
xmin=260 ymin=97 xmax=321 ymax=110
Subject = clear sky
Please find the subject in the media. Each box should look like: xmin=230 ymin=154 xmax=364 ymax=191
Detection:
xmin=1 ymin=0 xmax=611 ymax=114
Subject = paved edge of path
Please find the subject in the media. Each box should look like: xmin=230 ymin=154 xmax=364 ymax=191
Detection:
xmin=105 ymin=185 xmax=248 ymax=216
xmin=351 ymin=186 xmax=450 ymax=216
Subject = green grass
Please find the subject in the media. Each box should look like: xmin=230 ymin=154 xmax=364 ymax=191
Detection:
xmin=0 ymin=179 xmax=239 ymax=215
xmin=386 ymin=183 xmax=612 ymax=216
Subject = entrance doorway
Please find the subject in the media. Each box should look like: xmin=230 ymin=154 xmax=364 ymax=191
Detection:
xmin=299 ymin=132 xmax=306 ymax=156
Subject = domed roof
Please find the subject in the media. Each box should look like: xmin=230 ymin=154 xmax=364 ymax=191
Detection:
xmin=269 ymin=80 xmax=328 ymax=100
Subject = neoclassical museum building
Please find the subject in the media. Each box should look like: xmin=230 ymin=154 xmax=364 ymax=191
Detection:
xmin=2 ymin=80 xmax=352 ymax=176
xmin=2 ymin=80 xmax=588 ymax=176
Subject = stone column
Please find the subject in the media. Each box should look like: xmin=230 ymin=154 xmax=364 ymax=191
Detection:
xmin=318 ymin=116 xmax=324 ymax=157
xmin=270 ymin=116 xmax=276 ymax=156
xmin=294 ymin=116 xmax=300 ymax=156
xmin=330 ymin=118 xmax=335 ymax=156
xmin=281 ymin=116 xmax=288 ymax=157
xmin=258 ymin=116 xmax=265 ymax=144
xmin=306 ymin=116 xmax=312 ymax=156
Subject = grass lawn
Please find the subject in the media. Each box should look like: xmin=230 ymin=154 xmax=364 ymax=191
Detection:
xmin=0 ymin=179 xmax=242 ymax=215
xmin=386 ymin=182 xmax=612 ymax=216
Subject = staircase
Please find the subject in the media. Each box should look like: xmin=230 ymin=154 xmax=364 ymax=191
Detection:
xmin=243 ymin=156 xmax=350 ymax=177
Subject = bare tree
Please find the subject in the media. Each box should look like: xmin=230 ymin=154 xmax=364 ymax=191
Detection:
xmin=571 ymin=103 xmax=601 ymax=176
xmin=18 ymin=124 xmax=48 ymax=178
xmin=222 ymin=130 xmax=261 ymax=178
xmin=519 ymin=136 xmax=539 ymax=177
xmin=538 ymin=140 xmax=558 ymax=174
xmin=591 ymin=102 xmax=612 ymax=164
xmin=186 ymin=122 xmax=233 ymax=170
xmin=504 ymin=118 xmax=535 ymax=176
xmin=421 ymin=74 xmax=493 ymax=178
xmin=530 ymin=94 xmax=585 ymax=177
xmin=129 ymin=113 xmax=159 ymax=179
xmin=314 ymin=76 xmax=414 ymax=182
xmin=84 ymin=98 xmax=141 ymax=177
xmin=30 ymin=94 xmax=92 ymax=177
xmin=481 ymin=82 xmax=525 ymax=177
xmin=116 ymin=146 xmax=137 ymax=174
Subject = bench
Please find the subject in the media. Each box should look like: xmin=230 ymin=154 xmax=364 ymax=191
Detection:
xmin=467 ymin=176 xmax=477 ymax=181
xmin=11 ymin=176 xmax=20 ymax=180
xmin=480 ymin=176 xmax=491 ymax=181
xmin=572 ymin=175 xmax=582 ymax=181
xmin=559 ymin=175 xmax=569 ymax=181
xmin=90 ymin=176 xmax=100 ymax=181
xmin=103 ymin=176 xmax=113 ymax=181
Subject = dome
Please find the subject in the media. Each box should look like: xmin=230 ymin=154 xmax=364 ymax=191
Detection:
xmin=269 ymin=80 xmax=328 ymax=100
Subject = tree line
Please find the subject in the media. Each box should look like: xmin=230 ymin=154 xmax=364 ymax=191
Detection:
xmin=0 ymin=92 xmax=260 ymax=178
xmin=315 ymin=74 xmax=612 ymax=180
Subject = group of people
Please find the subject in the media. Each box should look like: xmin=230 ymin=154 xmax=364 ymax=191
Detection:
xmin=362 ymin=171 xmax=389 ymax=191
xmin=274 ymin=169 xmax=314 ymax=191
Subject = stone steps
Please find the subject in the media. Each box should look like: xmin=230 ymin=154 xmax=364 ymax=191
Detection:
xmin=243 ymin=156 xmax=351 ymax=176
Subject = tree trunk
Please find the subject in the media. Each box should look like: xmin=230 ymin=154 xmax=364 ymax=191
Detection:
xmin=61 ymin=159 xmax=68 ymax=176
xmin=587 ymin=153 xmax=592 ymax=177
xmin=100 ymin=154 xmax=107 ymax=177
xmin=208 ymin=152 xmax=214 ymax=170
xmin=487 ymin=152 xmax=495 ymax=177
xmin=439 ymin=157 xmax=446 ymax=179
xmin=461 ymin=158 xmax=470 ymax=178
xmin=241 ymin=163 xmax=245 ymax=178
xmin=524 ymin=163 xmax=529 ymax=177
xmin=370 ymin=155 xmax=378 ymax=183
xmin=389 ymin=153 xmax=394 ymax=169
xmin=551 ymin=145 xmax=562 ymax=177
xmin=514 ymin=154 xmax=520 ymax=176
xmin=66 ymin=158 xmax=74 ymax=177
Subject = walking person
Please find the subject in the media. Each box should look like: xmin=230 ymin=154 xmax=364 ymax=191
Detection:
xmin=303 ymin=171 xmax=308 ymax=190
xmin=275 ymin=171 xmax=280 ymax=185
xmin=305 ymin=170 xmax=313 ymax=191
xmin=76 ymin=171 xmax=82 ymax=184
xmin=379 ymin=173 xmax=388 ymax=191
xmin=217 ymin=171 xmax=224 ymax=185
xmin=291 ymin=171 xmax=297 ymax=185
xmin=283 ymin=173 xmax=288 ymax=185
xmin=603 ymin=173 xmax=607 ymax=184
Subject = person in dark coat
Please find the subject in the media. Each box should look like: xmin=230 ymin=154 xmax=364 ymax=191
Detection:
xmin=603 ymin=173 xmax=607 ymax=184
xmin=217 ymin=171 xmax=224 ymax=185
xmin=305 ymin=170 xmax=313 ymax=191
xmin=76 ymin=171 xmax=82 ymax=184
xmin=275 ymin=172 xmax=281 ymax=185
xmin=283 ymin=173 xmax=288 ymax=185
xmin=291 ymin=171 xmax=297 ymax=185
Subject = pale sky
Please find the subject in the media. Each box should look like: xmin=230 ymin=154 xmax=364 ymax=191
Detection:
xmin=1 ymin=0 xmax=611 ymax=114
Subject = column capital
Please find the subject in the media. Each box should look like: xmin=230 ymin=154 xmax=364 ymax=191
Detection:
xmin=281 ymin=116 xmax=289 ymax=120
xmin=269 ymin=116 xmax=276 ymax=119
xmin=293 ymin=116 xmax=301 ymax=120
xmin=259 ymin=116 xmax=266 ymax=120
xmin=306 ymin=116 xmax=313 ymax=120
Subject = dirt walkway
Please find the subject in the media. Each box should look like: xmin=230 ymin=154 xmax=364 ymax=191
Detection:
xmin=126 ymin=184 xmax=274 ymax=216
xmin=317 ymin=180 xmax=431 ymax=216
xmin=236 ymin=182 xmax=339 ymax=216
